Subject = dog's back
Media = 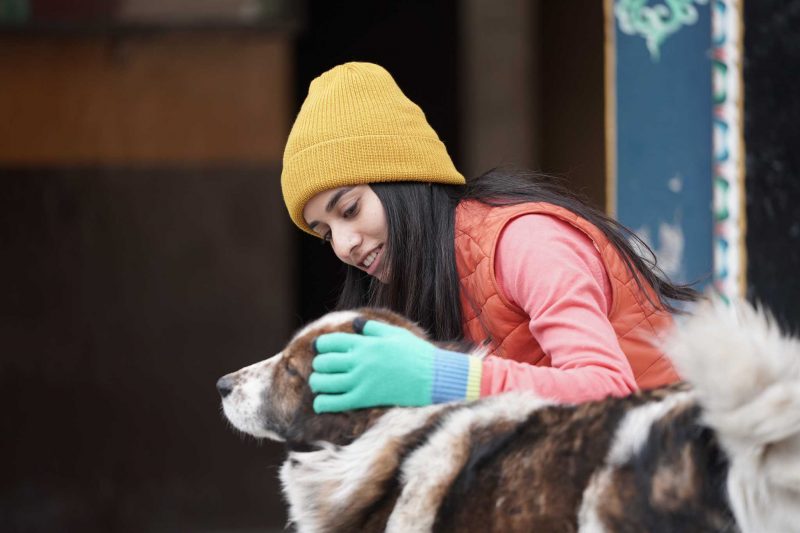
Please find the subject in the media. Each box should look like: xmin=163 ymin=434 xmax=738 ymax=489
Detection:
xmin=282 ymin=382 xmax=732 ymax=532
xmin=221 ymin=301 xmax=800 ymax=533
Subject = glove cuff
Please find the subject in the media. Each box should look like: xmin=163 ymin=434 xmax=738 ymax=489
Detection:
xmin=431 ymin=349 xmax=483 ymax=404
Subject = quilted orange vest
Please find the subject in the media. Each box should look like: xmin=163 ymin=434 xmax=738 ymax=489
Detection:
xmin=454 ymin=200 xmax=680 ymax=390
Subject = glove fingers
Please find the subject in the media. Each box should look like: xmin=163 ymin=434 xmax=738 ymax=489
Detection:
xmin=312 ymin=352 xmax=358 ymax=373
xmin=308 ymin=371 xmax=357 ymax=394
xmin=361 ymin=320 xmax=413 ymax=338
xmin=314 ymin=332 xmax=365 ymax=354
xmin=313 ymin=392 xmax=364 ymax=413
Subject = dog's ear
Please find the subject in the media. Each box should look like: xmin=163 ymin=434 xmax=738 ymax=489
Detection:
xmin=353 ymin=307 xmax=430 ymax=340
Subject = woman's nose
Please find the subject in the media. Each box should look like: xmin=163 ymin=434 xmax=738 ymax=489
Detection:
xmin=332 ymin=229 xmax=361 ymax=262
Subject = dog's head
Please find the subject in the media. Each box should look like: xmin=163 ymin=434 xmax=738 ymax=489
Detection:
xmin=217 ymin=307 xmax=430 ymax=448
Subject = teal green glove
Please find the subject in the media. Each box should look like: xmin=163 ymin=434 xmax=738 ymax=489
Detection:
xmin=310 ymin=320 xmax=436 ymax=413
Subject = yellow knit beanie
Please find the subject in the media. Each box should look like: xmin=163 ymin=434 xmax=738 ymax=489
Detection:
xmin=281 ymin=62 xmax=465 ymax=235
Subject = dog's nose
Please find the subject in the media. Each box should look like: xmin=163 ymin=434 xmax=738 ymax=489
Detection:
xmin=216 ymin=376 xmax=234 ymax=398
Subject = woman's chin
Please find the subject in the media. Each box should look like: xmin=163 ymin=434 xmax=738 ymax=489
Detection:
xmin=375 ymin=267 xmax=390 ymax=284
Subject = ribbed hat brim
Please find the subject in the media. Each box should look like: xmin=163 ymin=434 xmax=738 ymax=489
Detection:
xmin=282 ymin=133 xmax=464 ymax=234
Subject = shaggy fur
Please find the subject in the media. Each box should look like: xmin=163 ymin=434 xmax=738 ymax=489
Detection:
xmin=217 ymin=301 xmax=800 ymax=532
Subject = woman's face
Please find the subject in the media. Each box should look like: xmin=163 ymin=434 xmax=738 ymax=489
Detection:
xmin=303 ymin=185 xmax=390 ymax=283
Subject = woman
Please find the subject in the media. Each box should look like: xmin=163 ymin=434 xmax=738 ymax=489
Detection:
xmin=281 ymin=62 xmax=696 ymax=412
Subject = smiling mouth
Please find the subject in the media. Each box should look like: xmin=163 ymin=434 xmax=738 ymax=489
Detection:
xmin=360 ymin=245 xmax=383 ymax=272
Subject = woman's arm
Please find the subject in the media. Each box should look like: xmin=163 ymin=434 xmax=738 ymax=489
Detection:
xmin=308 ymin=214 xmax=638 ymax=412
xmin=483 ymin=214 xmax=638 ymax=403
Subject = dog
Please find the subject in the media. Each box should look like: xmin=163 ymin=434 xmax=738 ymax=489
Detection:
xmin=217 ymin=301 xmax=800 ymax=532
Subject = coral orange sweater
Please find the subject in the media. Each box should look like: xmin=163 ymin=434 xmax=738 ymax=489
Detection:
xmin=485 ymin=214 xmax=638 ymax=402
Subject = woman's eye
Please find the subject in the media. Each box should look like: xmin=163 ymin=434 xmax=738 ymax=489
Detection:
xmin=343 ymin=202 xmax=358 ymax=219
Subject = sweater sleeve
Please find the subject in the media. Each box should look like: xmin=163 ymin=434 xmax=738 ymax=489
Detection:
xmin=480 ymin=214 xmax=638 ymax=403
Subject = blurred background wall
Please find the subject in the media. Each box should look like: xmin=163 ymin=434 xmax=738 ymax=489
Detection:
xmin=1 ymin=2 xmax=299 ymax=531
xmin=0 ymin=0 xmax=797 ymax=531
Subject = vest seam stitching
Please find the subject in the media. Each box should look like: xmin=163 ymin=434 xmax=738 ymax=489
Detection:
xmin=457 ymin=200 xmax=670 ymax=387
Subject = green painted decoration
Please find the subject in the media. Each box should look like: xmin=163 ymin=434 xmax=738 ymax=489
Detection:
xmin=615 ymin=0 xmax=708 ymax=61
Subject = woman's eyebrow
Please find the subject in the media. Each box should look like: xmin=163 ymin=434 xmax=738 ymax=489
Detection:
xmin=307 ymin=187 xmax=355 ymax=230
xmin=325 ymin=187 xmax=354 ymax=213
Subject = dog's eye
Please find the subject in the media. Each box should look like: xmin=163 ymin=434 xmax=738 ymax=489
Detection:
xmin=284 ymin=362 xmax=301 ymax=377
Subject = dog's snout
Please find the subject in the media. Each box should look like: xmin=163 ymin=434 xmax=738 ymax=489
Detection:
xmin=217 ymin=376 xmax=234 ymax=398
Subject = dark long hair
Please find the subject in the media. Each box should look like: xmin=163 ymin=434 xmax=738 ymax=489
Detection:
xmin=336 ymin=168 xmax=698 ymax=342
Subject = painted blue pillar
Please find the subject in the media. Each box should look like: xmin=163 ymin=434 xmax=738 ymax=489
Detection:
xmin=606 ymin=0 xmax=714 ymax=288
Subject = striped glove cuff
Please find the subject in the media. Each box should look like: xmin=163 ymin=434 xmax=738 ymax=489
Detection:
xmin=431 ymin=349 xmax=482 ymax=404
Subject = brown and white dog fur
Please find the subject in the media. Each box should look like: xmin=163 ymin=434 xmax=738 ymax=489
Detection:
xmin=217 ymin=301 xmax=800 ymax=533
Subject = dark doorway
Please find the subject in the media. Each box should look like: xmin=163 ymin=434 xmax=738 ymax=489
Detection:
xmin=293 ymin=0 xmax=461 ymax=324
